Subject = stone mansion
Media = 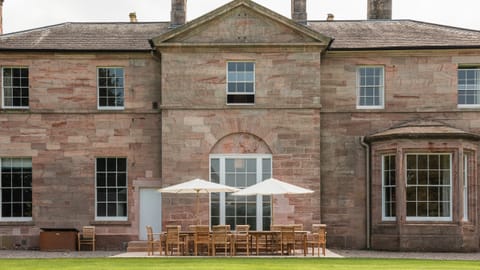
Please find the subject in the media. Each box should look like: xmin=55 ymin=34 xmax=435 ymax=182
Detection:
xmin=1 ymin=0 xmax=480 ymax=251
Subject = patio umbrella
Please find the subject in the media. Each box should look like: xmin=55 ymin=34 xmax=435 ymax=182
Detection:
xmin=158 ymin=178 xmax=240 ymax=224
xmin=232 ymin=178 xmax=314 ymax=226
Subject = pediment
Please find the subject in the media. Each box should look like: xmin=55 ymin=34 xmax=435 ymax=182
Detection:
xmin=151 ymin=0 xmax=331 ymax=47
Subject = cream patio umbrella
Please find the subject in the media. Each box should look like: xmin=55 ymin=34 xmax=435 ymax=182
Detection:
xmin=158 ymin=178 xmax=240 ymax=224
xmin=232 ymin=178 xmax=314 ymax=226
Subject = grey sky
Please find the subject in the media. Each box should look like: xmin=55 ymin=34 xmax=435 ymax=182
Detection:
xmin=3 ymin=0 xmax=480 ymax=34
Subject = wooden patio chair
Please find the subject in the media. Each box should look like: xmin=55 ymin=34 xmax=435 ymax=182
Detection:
xmin=146 ymin=225 xmax=163 ymax=256
xmin=307 ymin=224 xmax=327 ymax=256
xmin=233 ymin=224 xmax=250 ymax=256
xmin=77 ymin=226 xmax=95 ymax=251
xmin=269 ymin=224 xmax=282 ymax=254
xmin=165 ymin=225 xmax=186 ymax=256
xmin=211 ymin=225 xmax=232 ymax=256
xmin=193 ymin=225 xmax=211 ymax=256
xmin=279 ymin=225 xmax=296 ymax=255
xmin=291 ymin=224 xmax=304 ymax=255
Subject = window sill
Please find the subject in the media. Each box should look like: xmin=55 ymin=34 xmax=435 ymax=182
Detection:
xmin=91 ymin=220 xmax=131 ymax=226
xmin=0 ymin=221 xmax=35 ymax=226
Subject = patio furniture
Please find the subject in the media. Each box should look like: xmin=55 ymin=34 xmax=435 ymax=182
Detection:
xmin=211 ymin=225 xmax=232 ymax=256
xmin=165 ymin=225 xmax=186 ymax=255
xmin=279 ymin=226 xmax=295 ymax=255
xmin=291 ymin=224 xmax=304 ymax=254
xmin=307 ymin=224 xmax=327 ymax=256
xmin=146 ymin=225 xmax=163 ymax=256
xmin=77 ymin=226 xmax=95 ymax=251
xmin=233 ymin=224 xmax=250 ymax=256
xmin=192 ymin=225 xmax=211 ymax=256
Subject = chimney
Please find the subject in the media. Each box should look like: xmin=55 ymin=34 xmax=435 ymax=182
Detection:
xmin=170 ymin=0 xmax=187 ymax=28
xmin=367 ymin=0 xmax=392 ymax=20
xmin=327 ymin=13 xmax=334 ymax=21
xmin=0 ymin=0 xmax=4 ymax=34
xmin=291 ymin=0 xmax=307 ymax=25
xmin=129 ymin=12 xmax=137 ymax=23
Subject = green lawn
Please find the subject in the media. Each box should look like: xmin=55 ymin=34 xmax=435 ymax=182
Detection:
xmin=0 ymin=258 xmax=479 ymax=270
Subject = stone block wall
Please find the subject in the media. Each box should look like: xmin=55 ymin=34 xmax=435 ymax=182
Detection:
xmin=161 ymin=109 xmax=321 ymax=230
xmin=0 ymin=52 xmax=162 ymax=250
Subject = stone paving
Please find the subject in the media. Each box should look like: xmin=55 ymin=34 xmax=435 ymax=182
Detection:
xmin=1 ymin=249 xmax=480 ymax=260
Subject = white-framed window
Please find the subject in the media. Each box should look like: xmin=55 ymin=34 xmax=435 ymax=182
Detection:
xmin=458 ymin=67 xmax=480 ymax=107
xmin=95 ymin=157 xmax=127 ymax=221
xmin=405 ymin=154 xmax=452 ymax=221
xmin=2 ymin=67 xmax=29 ymax=109
xmin=382 ymin=155 xmax=396 ymax=221
xmin=463 ymin=154 xmax=469 ymax=221
xmin=97 ymin=67 xmax=124 ymax=110
xmin=226 ymin=62 xmax=255 ymax=104
xmin=0 ymin=158 xmax=32 ymax=221
xmin=210 ymin=154 xmax=271 ymax=230
xmin=357 ymin=66 xmax=384 ymax=109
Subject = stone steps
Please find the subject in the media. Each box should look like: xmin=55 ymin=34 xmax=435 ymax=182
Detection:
xmin=127 ymin=241 xmax=149 ymax=252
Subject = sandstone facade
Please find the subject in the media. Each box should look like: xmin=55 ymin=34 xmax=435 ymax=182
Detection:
xmin=0 ymin=0 xmax=479 ymax=252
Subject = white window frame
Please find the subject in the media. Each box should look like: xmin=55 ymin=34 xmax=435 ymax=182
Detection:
xmin=0 ymin=157 xmax=33 ymax=222
xmin=2 ymin=67 xmax=30 ymax=110
xmin=226 ymin=61 xmax=255 ymax=105
xmin=405 ymin=153 xmax=452 ymax=222
xmin=97 ymin=67 xmax=125 ymax=110
xmin=382 ymin=154 xmax=396 ymax=221
xmin=210 ymin=154 xmax=271 ymax=230
xmin=356 ymin=66 xmax=385 ymax=109
xmin=95 ymin=157 xmax=128 ymax=221
xmin=457 ymin=67 xmax=480 ymax=108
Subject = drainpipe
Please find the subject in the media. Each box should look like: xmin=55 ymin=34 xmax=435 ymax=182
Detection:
xmin=360 ymin=136 xmax=371 ymax=249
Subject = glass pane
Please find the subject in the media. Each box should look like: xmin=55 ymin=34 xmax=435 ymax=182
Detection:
xmin=117 ymin=173 xmax=126 ymax=187
xmin=107 ymin=203 xmax=117 ymax=216
xmin=406 ymin=187 xmax=416 ymax=201
xmin=107 ymin=173 xmax=116 ymax=186
xmin=417 ymin=202 xmax=428 ymax=216
xmin=407 ymin=155 xmax=416 ymax=169
xmin=118 ymin=203 xmax=127 ymax=216
xmin=97 ymin=173 xmax=106 ymax=187
xmin=418 ymin=170 xmax=427 ymax=185
xmin=418 ymin=155 xmax=427 ymax=169
xmin=107 ymin=188 xmax=117 ymax=201
xmin=97 ymin=188 xmax=106 ymax=201
xmin=406 ymin=202 xmax=416 ymax=216
xmin=2 ymin=203 xmax=11 ymax=217
xmin=97 ymin=158 xmax=106 ymax=172
xmin=107 ymin=158 xmax=117 ymax=171
xmin=117 ymin=158 xmax=127 ymax=172
xmin=97 ymin=203 xmax=106 ymax=216
xmin=406 ymin=170 xmax=416 ymax=185
xmin=429 ymin=155 xmax=439 ymax=169
xmin=117 ymin=188 xmax=127 ymax=201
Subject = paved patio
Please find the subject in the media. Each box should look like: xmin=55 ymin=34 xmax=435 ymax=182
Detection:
xmin=1 ymin=249 xmax=480 ymax=260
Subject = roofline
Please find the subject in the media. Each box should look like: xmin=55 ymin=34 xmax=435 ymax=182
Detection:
xmin=0 ymin=21 xmax=170 ymax=37
xmin=365 ymin=132 xmax=480 ymax=143
xmin=307 ymin=19 xmax=480 ymax=33
xmin=0 ymin=48 xmax=154 ymax=53
xmin=328 ymin=45 xmax=480 ymax=51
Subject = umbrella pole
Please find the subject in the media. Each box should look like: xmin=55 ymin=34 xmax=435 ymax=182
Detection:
xmin=271 ymin=194 xmax=274 ymax=227
xmin=196 ymin=190 xmax=200 ymax=225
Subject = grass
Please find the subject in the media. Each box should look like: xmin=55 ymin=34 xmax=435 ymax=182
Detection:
xmin=0 ymin=258 xmax=480 ymax=270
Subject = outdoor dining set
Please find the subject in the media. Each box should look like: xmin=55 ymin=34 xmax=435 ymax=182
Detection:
xmin=145 ymin=223 xmax=327 ymax=256
xmin=152 ymin=177 xmax=325 ymax=256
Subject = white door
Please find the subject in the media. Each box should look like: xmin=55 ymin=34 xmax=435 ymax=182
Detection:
xmin=139 ymin=188 xmax=162 ymax=240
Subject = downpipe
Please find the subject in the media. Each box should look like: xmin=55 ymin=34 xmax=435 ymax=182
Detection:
xmin=360 ymin=136 xmax=371 ymax=249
